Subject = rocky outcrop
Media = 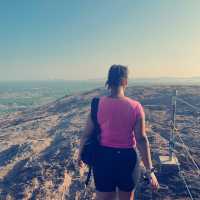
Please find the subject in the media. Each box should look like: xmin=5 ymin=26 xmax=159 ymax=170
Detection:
xmin=0 ymin=86 xmax=199 ymax=199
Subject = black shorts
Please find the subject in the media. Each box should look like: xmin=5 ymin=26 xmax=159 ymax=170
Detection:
xmin=93 ymin=145 xmax=139 ymax=192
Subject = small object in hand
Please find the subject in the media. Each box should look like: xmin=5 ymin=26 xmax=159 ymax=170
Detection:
xmin=144 ymin=167 xmax=160 ymax=191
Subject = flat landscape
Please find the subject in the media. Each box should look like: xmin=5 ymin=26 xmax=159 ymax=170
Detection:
xmin=0 ymin=85 xmax=199 ymax=200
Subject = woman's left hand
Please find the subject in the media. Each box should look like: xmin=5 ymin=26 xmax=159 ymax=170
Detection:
xmin=149 ymin=172 xmax=160 ymax=191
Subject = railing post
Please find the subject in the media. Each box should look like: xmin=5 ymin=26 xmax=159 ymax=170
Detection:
xmin=169 ymin=90 xmax=177 ymax=160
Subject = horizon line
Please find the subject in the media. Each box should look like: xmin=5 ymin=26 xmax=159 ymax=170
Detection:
xmin=0 ymin=76 xmax=200 ymax=82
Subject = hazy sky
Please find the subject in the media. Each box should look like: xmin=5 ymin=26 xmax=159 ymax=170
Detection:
xmin=0 ymin=0 xmax=200 ymax=81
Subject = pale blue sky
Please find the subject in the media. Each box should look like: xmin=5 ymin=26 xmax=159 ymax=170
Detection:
xmin=0 ymin=0 xmax=200 ymax=81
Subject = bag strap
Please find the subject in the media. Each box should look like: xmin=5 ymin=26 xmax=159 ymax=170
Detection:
xmin=91 ymin=97 xmax=100 ymax=127
xmin=85 ymin=166 xmax=92 ymax=187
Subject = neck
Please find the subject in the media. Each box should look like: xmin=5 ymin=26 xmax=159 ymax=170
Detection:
xmin=110 ymin=86 xmax=125 ymax=98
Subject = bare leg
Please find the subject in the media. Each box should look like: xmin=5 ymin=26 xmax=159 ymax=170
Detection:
xmin=95 ymin=191 xmax=117 ymax=200
xmin=118 ymin=190 xmax=134 ymax=200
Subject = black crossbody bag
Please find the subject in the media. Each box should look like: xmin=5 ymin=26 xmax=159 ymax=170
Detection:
xmin=81 ymin=97 xmax=100 ymax=185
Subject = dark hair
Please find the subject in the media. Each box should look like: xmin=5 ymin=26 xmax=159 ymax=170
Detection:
xmin=105 ymin=64 xmax=128 ymax=89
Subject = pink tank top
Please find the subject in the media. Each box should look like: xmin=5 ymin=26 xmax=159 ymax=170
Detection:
xmin=97 ymin=96 xmax=145 ymax=148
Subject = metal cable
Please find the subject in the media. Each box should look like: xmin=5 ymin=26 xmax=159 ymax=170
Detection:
xmin=175 ymin=131 xmax=200 ymax=176
xmin=174 ymin=154 xmax=195 ymax=200
xmin=176 ymin=97 xmax=200 ymax=114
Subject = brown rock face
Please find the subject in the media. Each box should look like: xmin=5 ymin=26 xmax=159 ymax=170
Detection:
xmin=0 ymin=86 xmax=199 ymax=199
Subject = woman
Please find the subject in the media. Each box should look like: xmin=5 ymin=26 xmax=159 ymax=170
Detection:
xmin=78 ymin=65 xmax=159 ymax=200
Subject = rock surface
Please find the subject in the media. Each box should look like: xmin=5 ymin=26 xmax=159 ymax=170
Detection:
xmin=0 ymin=86 xmax=199 ymax=200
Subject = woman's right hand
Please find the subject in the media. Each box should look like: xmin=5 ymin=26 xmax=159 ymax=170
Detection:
xmin=149 ymin=172 xmax=159 ymax=191
xmin=77 ymin=152 xmax=84 ymax=168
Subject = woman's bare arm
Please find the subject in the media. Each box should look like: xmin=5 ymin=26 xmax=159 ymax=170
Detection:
xmin=134 ymin=115 xmax=159 ymax=190
xmin=134 ymin=116 xmax=153 ymax=170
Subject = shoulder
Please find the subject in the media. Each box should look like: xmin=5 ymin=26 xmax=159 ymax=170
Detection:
xmin=124 ymin=96 xmax=142 ymax=108
xmin=125 ymin=97 xmax=145 ymax=116
xmin=91 ymin=96 xmax=106 ymax=107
